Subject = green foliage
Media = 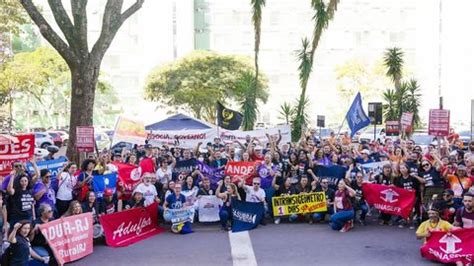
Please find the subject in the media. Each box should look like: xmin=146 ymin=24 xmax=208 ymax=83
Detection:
xmin=0 ymin=47 xmax=119 ymax=129
xmin=278 ymin=102 xmax=295 ymax=125
xmin=11 ymin=24 xmax=41 ymax=53
xmin=384 ymin=47 xmax=404 ymax=89
xmin=236 ymin=71 xmax=268 ymax=131
xmin=0 ymin=0 xmax=28 ymax=35
xmin=145 ymin=50 xmax=268 ymax=122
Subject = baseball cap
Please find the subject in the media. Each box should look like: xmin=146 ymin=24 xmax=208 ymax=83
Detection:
xmin=361 ymin=149 xmax=370 ymax=155
xmin=104 ymin=188 xmax=114 ymax=197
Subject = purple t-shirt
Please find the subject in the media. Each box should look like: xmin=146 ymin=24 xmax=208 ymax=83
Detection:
xmin=32 ymin=181 xmax=56 ymax=209
xmin=257 ymin=163 xmax=276 ymax=189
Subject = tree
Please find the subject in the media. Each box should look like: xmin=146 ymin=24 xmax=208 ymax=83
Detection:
xmin=293 ymin=0 xmax=339 ymax=140
xmin=279 ymin=102 xmax=295 ymax=125
xmin=236 ymin=71 xmax=268 ymax=130
xmin=0 ymin=0 xmax=29 ymax=63
xmin=247 ymin=0 xmax=266 ymax=130
xmin=145 ymin=51 xmax=268 ymax=122
xmin=19 ymin=0 xmax=144 ymax=163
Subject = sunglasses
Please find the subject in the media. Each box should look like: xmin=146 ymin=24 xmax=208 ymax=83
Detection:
xmin=321 ymin=182 xmax=328 ymax=184
xmin=422 ymin=164 xmax=430 ymax=167
xmin=253 ymin=183 xmax=260 ymax=185
xmin=46 ymin=210 xmax=53 ymax=213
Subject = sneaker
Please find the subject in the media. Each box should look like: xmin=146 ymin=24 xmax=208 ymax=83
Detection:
xmin=398 ymin=224 xmax=405 ymax=228
xmin=274 ymin=218 xmax=281 ymax=225
xmin=340 ymin=221 xmax=353 ymax=233
xmin=409 ymin=225 xmax=415 ymax=230
xmin=358 ymin=219 xmax=366 ymax=226
xmin=348 ymin=220 xmax=354 ymax=230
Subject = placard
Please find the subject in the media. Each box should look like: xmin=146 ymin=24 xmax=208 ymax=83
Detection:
xmin=76 ymin=126 xmax=95 ymax=152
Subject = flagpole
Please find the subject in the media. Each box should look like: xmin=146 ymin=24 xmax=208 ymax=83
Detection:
xmin=215 ymin=101 xmax=220 ymax=140
xmin=337 ymin=116 xmax=346 ymax=136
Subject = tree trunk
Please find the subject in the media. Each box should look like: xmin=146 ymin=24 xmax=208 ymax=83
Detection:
xmin=66 ymin=63 xmax=99 ymax=163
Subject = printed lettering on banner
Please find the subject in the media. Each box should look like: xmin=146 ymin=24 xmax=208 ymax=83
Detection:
xmin=99 ymin=202 xmax=164 ymax=247
xmin=39 ymin=213 xmax=94 ymax=265
xmin=111 ymin=116 xmax=147 ymax=146
xmin=272 ymin=192 xmax=327 ymax=217
xmin=428 ymin=109 xmax=450 ymax=137
xmin=224 ymin=161 xmax=257 ymax=182
xmin=362 ymin=183 xmax=415 ymax=219
xmin=421 ymin=229 xmax=474 ymax=264
xmin=166 ymin=207 xmax=195 ymax=224
xmin=231 ymin=199 xmax=265 ymax=232
xmin=76 ymin=126 xmax=94 ymax=152
xmin=0 ymin=134 xmax=34 ymax=175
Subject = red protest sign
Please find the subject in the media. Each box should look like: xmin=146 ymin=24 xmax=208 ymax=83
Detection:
xmin=362 ymin=183 xmax=416 ymax=219
xmin=224 ymin=161 xmax=257 ymax=183
xmin=0 ymin=134 xmax=34 ymax=175
xmin=112 ymin=162 xmax=142 ymax=200
xmin=385 ymin=120 xmax=400 ymax=136
xmin=428 ymin=109 xmax=450 ymax=137
xmin=400 ymin=112 xmax=413 ymax=133
xmin=100 ymin=202 xmax=164 ymax=247
xmin=39 ymin=213 xmax=94 ymax=265
xmin=420 ymin=229 xmax=474 ymax=264
xmin=76 ymin=126 xmax=95 ymax=152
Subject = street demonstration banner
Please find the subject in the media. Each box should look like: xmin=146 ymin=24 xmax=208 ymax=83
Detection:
xmin=39 ymin=213 xmax=93 ymax=265
xmin=0 ymin=134 xmax=35 ymax=175
xmin=231 ymin=199 xmax=265 ymax=233
xmin=421 ymin=229 xmax=474 ymax=264
xmin=224 ymin=161 xmax=257 ymax=182
xmin=315 ymin=165 xmax=347 ymax=187
xmin=92 ymin=173 xmax=118 ymax=198
xmin=112 ymin=116 xmax=147 ymax=146
xmin=272 ymin=192 xmax=327 ymax=217
xmin=362 ymin=183 xmax=415 ymax=219
xmin=99 ymin=202 xmax=164 ymax=248
xmin=26 ymin=156 xmax=68 ymax=190
xmin=147 ymin=125 xmax=291 ymax=149
xmin=196 ymin=160 xmax=224 ymax=186
xmin=173 ymin=158 xmax=198 ymax=176
xmin=166 ymin=206 xmax=195 ymax=224
xmin=113 ymin=162 xmax=142 ymax=200
xmin=198 ymin=196 xmax=221 ymax=222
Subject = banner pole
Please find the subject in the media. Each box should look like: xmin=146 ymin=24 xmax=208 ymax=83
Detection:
xmin=337 ymin=116 xmax=346 ymax=136
xmin=215 ymin=102 xmax=220 ymax=140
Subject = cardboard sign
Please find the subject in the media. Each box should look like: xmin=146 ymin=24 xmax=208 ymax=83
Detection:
xmin=272 ymin=192 xmax=327 ymax=216
xmin=0 ymin=134 xmax=34 ymax=175
xmin=428 ymin=109 xmax=450 ymax=137
xmin=76 ymin=126 xmax=95 ymax=152
xmin=39 ymin=213 xmax=94 ymax=265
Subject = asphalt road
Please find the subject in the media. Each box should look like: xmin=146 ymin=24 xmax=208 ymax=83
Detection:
xmin=71 ymin=220 xmax=440 ymax=266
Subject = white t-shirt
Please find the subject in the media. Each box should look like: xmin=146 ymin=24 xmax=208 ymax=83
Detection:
xmin=134 ymin=183 xmax=158 ymax=206
xmin=56 ymin=172 xmax=77 ymax=201
xmin=244 ymin=185 xmax=266 ymax=203
xmin=156 ymin=166 xmax=172 ymax=184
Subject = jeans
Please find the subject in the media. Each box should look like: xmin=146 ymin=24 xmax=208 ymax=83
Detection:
xmin=355 ymin=203 xmax=368 ymax=221
xmin=264 ymin=188 xmax=275 ymax=217
xmin=329 ymin=209 xmax=354 ymax=230
xmin=313 ymin=207 xmax=334 ymax=222
xmin=288 ymin=214 xmax=299 ymax=222
xmin=219 ymin=207 xmax=231 ymax=228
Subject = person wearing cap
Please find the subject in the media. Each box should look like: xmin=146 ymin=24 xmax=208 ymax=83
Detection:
xmin=33 ymin=169 xmax=56 ymax=217
xmin=102 ymin=188 xmax=118 ymax=214
xmin=416 ymin=206 xmax=453 ymax=243
xmin=124 ymin=190 xmax=145 ymax=210
xmin=446 ymin=164 xmax=473 ymax=204
xmin=355 ymin=149 xmax=373 ymax=165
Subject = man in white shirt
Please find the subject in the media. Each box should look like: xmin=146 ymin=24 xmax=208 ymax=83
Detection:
xmin=133 ymin=172 xmax=160 ymax=207
xmin=240 ymin=177 xmax=267 ymax=225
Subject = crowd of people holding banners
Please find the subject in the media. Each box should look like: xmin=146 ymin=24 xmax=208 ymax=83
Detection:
xmin=0 ymin=127 xmax=473 ymax=265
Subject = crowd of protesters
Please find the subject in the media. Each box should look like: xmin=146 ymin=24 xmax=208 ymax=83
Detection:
xmin=1 ymin=128 xmax=474 ymax=265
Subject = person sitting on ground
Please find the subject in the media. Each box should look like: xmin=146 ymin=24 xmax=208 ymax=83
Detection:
xmin=134 ymin=172 xmax=160 ymax=207
xmin=312 ymin=178 xmax=335 ymax=223
xmin=272 ymin=177 xmax=297 ymax=224
xmin=239 ymin=177 xmax=267 ymax=225
xmin=124 ymin=190 xmax=145 ymax=210
xmin=101 ymin=188 xmax=118 ymax=214
xmin=30 ymin=203 xmax=57 ymax=265
xmin=197 ymin=176 xmax=214 ymax=196
xmin=62 ymin=200 xmax=83 ymax=217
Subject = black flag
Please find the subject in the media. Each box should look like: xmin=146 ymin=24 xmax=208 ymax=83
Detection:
xmin=216 ymin=102 xmax=243 ymax=130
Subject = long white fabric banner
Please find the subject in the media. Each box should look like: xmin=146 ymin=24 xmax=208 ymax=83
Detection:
xmin=146 ymin=125 xmax=291 ymax=148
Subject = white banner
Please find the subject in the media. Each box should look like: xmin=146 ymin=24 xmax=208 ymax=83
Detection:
xmin=111 ymin=116 xmax=147 ymax=146
xmin=198 ymin=196 xmax=222 ymax=222
xmin=146 ymin=125 xmax=291 ymax=149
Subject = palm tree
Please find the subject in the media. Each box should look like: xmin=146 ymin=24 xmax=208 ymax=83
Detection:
xmin=383 ymin=89 xmax=398 ymax=121
xmin=384 ymin=48 xmax=404 ymax=91
xmin=247 ymin=0 xmax=266 ymax=130
xmin=404 ymin=78 xmax=422 ymax=129
xmin=237 ymin=71 xmax=269 ymax=130
xmin=293 ymin=0 xmax=339 ymax=140
xmin=279 ymin=102 xmax=294 ymax=125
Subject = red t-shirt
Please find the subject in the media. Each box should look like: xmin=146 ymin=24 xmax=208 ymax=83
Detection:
xmin=139 ymin=157 xmax=155 ymax=176
xmin=334 ymin=190 xmax=352 ymax=211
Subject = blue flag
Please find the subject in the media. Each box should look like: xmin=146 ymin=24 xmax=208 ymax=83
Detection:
xmin=26 ymin=157 xmax=68 ymax=191
xmin=92 ymin=173 xmax=117 ymax=198
xmin=231 ymin=199 xmax=265 ymax=233
xmin=346 ymin=92 xmax=371 ymax=137
xmin=315 ymin=165 xmax=347 ymax=189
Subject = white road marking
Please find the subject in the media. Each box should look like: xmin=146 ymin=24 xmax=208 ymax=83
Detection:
xmin=228 ymin=231 xmax=258 ymax=266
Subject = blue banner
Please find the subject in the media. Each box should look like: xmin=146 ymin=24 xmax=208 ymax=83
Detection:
xmin=315 ymin=165 xmax=347 ymax=188
xmin=173 ymin=159 xmax=198 ymax=178
xmin=231 ymin=199 xmax=264 ymax=233
xmin=196 ymin=161 xmax=224 ymax=188
xmin=346 ymin=92 xmax=371 ymax=137
xmin=26 ymin=157 xmax=68 ymax=191
xmin=92 ymin=173 xmax=117 ymax=198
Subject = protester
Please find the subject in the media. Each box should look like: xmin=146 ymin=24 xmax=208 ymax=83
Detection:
xmin=124 ymin=190 xmax=145 ymax=210
xmin=31 ymin=203 xmax=57 ymax=265
xmin=329 ymin=179 xmax=356 ymax=232
xmin=416 ymin=207 xmax=453 ymax=243
xmin=33 ymin=169 xmax=56 ymax=217
xmin=0 ymin=190 xmax=7 ymax=240
xmin=134 ymin=172 xmax=160 ymax=207
xmin=313 ymin=178 xmax=335 ymax=223
xmin=7 ymin=220 xmax=49 ymax=265
xmin=81 ymin=191 xmax=104 ymax=223
xmin=454 ymin=193 xmax=474 ymax=228
xmin=56 ymin=162 xmax=78 ymax=216
xmin=7 ymin=173 xmax=35 ymax=227
xmin=62 ymin=200 xmax=83 ymax=217
xmin=219 ymin=183 xmax=241 ymax=230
